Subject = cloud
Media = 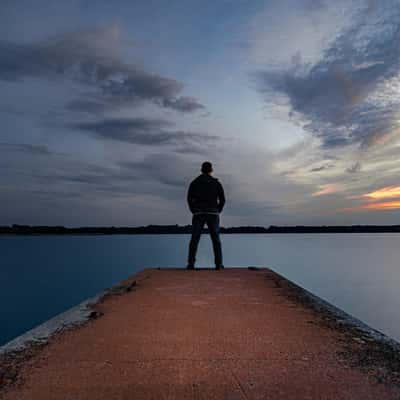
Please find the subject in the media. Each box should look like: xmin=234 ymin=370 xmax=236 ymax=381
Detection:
xmin=70 ymin=117 xmax=219 ymax=150
xmin=361 ymin=201 xmax=400 ymax=211
xmin=339 ymin=184 xmax=400 ymax=212
xmin=361 ymin=185 xmax=400 ymax=200
xmin=65 ymin=99 xmax=110 ymax=115
xmin=346 ymin=161 xmax=362 ymax=173
xmin=160 ymin=96 xmax=205 ymax=113
xmin=311 ymin=183 xmax=338 ymax=196
xmin=343 ymin=201 xmax=400 ymax=212
xmin=309 ymin=163 xmax=333 ymax=172
xmin=0 ymin=25 xmax=205 ymax=114
xmin=0 ymin=142 xmax=52 ymax=155
xmin=120 ymin=153 xmax=199 ymax=188
xmin=255 ymin=1 xmax=400 ymax=150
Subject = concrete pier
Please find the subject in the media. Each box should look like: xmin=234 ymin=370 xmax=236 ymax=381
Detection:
xmin=1 ymin=267 xmax=400 ymax=399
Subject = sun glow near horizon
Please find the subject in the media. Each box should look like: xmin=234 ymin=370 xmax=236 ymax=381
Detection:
xmin=342 ymin=185 xmax=400 ymax=212
xmin=362 ymin=186 xmax=400 ymax=200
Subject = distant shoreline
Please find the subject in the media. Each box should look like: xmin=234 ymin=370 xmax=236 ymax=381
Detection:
xmin=2 ymin=224 xmax=400 ymax=235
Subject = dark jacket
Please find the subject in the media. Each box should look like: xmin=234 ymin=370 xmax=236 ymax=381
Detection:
xmin=187 ymin=173 xmax=225 ymax=214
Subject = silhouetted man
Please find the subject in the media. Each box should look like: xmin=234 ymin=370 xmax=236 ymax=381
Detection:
xmin=186 ymin=161 xmax=225 ymax=270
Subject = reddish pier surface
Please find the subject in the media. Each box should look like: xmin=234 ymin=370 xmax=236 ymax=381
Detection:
xmin=1 ymin=267 xmax=400 ymax=399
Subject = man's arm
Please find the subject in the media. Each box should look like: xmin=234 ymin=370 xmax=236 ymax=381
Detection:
xmin=217 ymin=181 xmax=225 ymax=213
xmin=187 ymin=182 xmax=195 ymax=213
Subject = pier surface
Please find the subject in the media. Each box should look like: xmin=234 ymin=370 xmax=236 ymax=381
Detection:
xmin=1 ymin=267 xmax=400 ymax=399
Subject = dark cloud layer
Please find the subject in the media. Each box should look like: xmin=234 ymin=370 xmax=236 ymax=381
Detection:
xmin=309 ymin=164 xmax=332 ymax=173
xmin=256 ymin=2 xmax=400 ymax=150
xmin=161 ymin=96 xmax=205 ymax=113
xmin=0 ymin=26 xmax=205 ymax=114
xmin=0 ymin=142 xmax=52 ymax=155
xmin=71 ymin=117 xmax=219 ymax=150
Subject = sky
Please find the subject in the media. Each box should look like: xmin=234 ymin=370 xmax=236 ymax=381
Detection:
xmin=1 ymin=0 xmax=400 ymax=227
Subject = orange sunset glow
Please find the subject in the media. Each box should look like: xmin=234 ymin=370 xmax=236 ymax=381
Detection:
xmin=312 ymin=184 xmax=338 ymax=197
xmin=343 ymin=185 xmax=400 ymax=211
xmin=343 ymin=201 xmax=400 ymax=212
xmin=362 ymin=185 xmax=400 ymax=200
xmin=359 ymin=201 xmax=400 ymax=210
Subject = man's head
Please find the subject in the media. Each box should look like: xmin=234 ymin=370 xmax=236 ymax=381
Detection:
xmin=201 ymin=161 xmax=213 ymax=175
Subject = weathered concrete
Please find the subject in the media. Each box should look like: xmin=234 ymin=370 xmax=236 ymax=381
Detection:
xmin=1 ymin=267 xmax=400 ymax=399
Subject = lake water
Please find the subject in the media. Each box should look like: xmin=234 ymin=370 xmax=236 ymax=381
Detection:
xmin=1 ymin=233 xmax=400 ymax=346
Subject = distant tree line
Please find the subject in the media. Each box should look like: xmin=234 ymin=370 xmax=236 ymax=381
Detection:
xmin=1 ymin=224 xmax=400 ymax=235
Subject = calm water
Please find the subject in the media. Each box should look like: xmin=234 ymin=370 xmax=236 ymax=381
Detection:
xmin=1 ymin=233 xmax=400 ymax=346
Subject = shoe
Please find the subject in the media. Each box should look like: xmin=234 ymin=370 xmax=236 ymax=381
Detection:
xmin=186 ymin=264 xmax=195 ymax=270
xmin=215 ymin=265 xmax=224 ymax=270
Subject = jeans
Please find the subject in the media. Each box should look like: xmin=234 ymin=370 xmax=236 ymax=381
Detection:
xmin=187 ymin=213 xmax=223 ymax=267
